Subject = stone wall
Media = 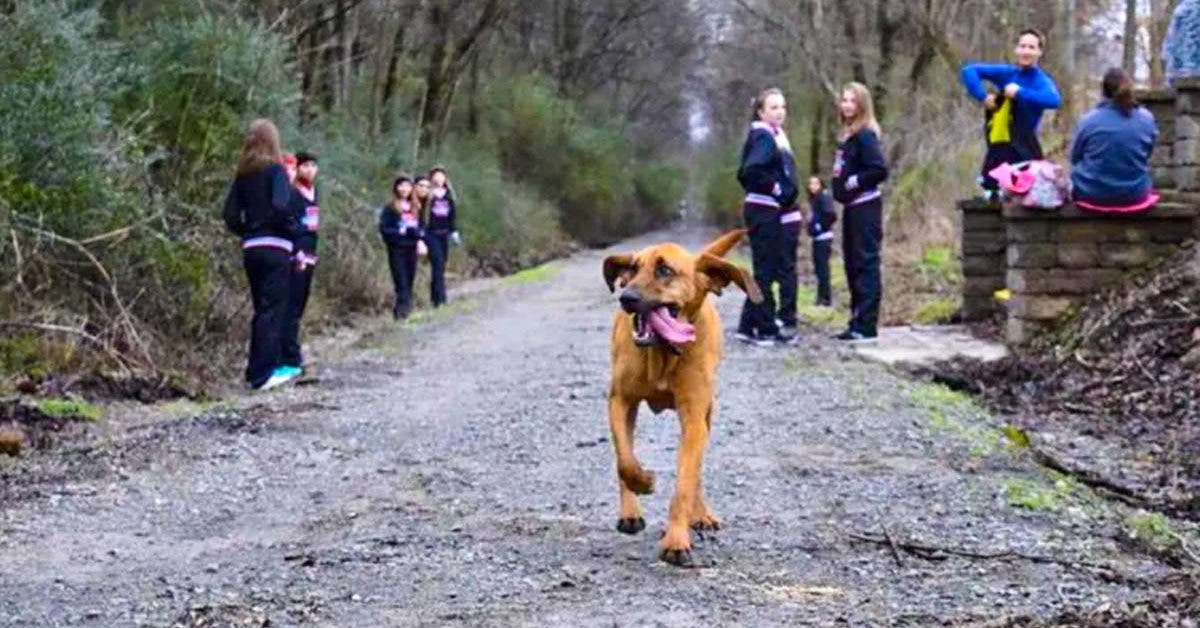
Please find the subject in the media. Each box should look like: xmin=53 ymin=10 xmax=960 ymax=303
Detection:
xmin=958 ymin=80 xmax=1200 ymax=344
xmin=1002 ymin=203 xmax=1198 ymax=343
xmin=960 ymin=201 xmax=1005 ymax=321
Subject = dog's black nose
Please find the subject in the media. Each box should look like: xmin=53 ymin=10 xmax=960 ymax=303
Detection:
xmin=619 ymin=287 xmax=642 ymax=313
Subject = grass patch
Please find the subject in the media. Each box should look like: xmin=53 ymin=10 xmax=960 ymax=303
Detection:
xmin=502 ymin=262 xmax=559 ymax=285
xmin=1003 ymin=476 xmax=1078 ymax=512
xmin=35 ymin=397 xmax=102 ymax=422
xmin=912 ymin=297 xmax=959 ymax=325
xmin=402 ymin=298 xmax=479 ymax=327
xmin=1124 ymin=511 xmax=1185 ymax=553
xmin=909 ymin=383 xmax=1001 ymax=457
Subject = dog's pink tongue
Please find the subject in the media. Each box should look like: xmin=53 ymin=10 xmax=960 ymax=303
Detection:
xmin=647 ymin=307 xmax=695 ymax=345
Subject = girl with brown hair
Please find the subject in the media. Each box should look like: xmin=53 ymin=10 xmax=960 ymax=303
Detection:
xmin=378 ymin=174 xmax=426 ymax=320
xmin=222 ymin=119 xmax=301 ymax=390
xmin=1070 ymin=68 xmax=1159 ymax=213
xmin=734 ymin=87 xmax=800 ymax=347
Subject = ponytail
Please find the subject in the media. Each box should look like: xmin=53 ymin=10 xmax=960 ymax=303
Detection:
xmin=1102 ymin=67 xmax=1136 ymax=116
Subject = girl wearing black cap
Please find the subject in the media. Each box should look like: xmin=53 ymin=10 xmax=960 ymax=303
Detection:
xmin=280 ymin=151 xmax=320 ymax=374
xmin=379 ymin=175 xmax=425 ymax=320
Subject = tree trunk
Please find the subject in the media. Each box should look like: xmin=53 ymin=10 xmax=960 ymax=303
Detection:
xmin=417 ymin=0 xmax=509 ymax=155
xmin=369 ymin=13 xmax=402 ymax=142
xmin=466 ymin=52 xmax=480 ymax=134
xmin=839 ymin=0 xmax=868 ymax=85
xmin=809 ymin=98 xmax=826 ymax=175
xmin=1149 ymin=0 xmax=1178 ymax=88
xmin=1123 ymin=0 xmax=1139 ymax=76
xmin=875 ymin=0 xmax=899 ymax=122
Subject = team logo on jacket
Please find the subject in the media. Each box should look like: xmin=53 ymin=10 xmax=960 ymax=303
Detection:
xmin=832 ymin=150 xmax=845 ymax=177
xmin=432 ymin=199 xmax=451 ymax=217
xmin=303 ymin=205 xmax=320 ymax=232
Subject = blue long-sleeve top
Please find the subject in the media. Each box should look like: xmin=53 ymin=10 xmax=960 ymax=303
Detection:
xmin=737 ymin=121 xmax=799 ymax=208
xmin=1070 ymin=101 xmax=1157 ymax=207
xmin=831 ymin=128 xmax=889 ymax=205
xmin=379 ymin=201 xmax=424 ymax=247
xmin=222 ymin=163 xmax=301 ymax=248
xmin=961 ymin=63 xmax=1061 ymax=140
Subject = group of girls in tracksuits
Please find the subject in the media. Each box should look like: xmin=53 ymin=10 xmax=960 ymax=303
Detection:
xmin=736 ymin=82 xmax=888 ymax=346
xmin=223 ymin=119 xmax=324 ymax=390
xmin=224 ymin=118 xmax=461 ymax=390
xmin=377 ymin=167 xmax=460 ymax=320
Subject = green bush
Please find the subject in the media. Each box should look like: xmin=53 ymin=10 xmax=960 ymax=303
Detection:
xmin=698 ymin=144 xmax=744 ymax=229
xmin=489 ymin=75 xmax=679 ymax=246
xmin=0 ymin=2 xmax=125 ymax=233
xmin=116 ymin=12 xmax=299 ymax=205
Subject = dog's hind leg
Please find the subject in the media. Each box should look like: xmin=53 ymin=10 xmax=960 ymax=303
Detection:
xmin=659 ymin=398 xmax=712 ymax=567
xmin=609 ymin=394 xmax=653 ymax=534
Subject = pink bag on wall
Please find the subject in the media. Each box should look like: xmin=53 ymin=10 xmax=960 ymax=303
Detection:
xmin=988 ymin=160 xmax=1069 ymax=209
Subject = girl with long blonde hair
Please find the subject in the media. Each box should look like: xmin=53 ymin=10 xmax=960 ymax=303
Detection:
xmin=831 ymin=82 xmax=889 ymax=341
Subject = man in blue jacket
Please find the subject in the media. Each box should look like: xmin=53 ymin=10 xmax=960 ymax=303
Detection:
xmin=961 ymin=28 xmax=1061 ymax=162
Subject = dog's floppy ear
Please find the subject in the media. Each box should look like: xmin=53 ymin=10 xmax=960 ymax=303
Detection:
xmin=696 ymin=253 xmax=762 ymax=303
xmin=700 ymin=229 xmax=746 ymax=258
xmin=602 ymin=253 xmax=636 ymax=293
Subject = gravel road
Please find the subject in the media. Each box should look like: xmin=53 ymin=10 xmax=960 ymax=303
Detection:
xmin=0 ymin=227 xmax=1179 ymax=626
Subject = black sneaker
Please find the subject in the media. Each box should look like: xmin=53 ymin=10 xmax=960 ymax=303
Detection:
xmin=835 ymin=329 xmax=876 ymax=342
xmin=735 ymin=331 xmax=756 ymax=344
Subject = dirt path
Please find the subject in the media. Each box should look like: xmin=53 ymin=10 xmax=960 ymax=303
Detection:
xmin=0 ymin=227 xmax=1180 ymax=626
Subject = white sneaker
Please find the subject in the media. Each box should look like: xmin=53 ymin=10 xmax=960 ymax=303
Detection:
xmin=255 ymin=369 xmax=298 ymax=391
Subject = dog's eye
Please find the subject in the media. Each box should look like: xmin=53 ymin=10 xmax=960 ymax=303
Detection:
xmin=655 ymin=263 xmax=673 ymax=280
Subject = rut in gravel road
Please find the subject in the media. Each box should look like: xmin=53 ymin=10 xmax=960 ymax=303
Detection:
xmin=0 ymin=227 xmax=1179 ymax=626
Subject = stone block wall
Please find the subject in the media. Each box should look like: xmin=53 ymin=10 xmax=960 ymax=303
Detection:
xmin=1001 ymin=203 xmax=1198 ymax=343
xmin=960 ymin=200 xmax=1005 ymax=321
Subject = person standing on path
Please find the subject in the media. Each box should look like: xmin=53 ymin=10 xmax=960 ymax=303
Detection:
xmin=960 ymin=28 xmax=1061 ymax=164
xmin=379 ymin=175 xmax=426 ymax=320
xmin=832 ymin=83 xmax=888 ymax=342
xmin=426 ymin=167 xmax=459 ymax=308
xmin=222 ymin=119 xmax=301 ymax=390
xmin=806 ymin=176 xmax=837 ymax=307
xmin=280 ymin=151 xmax=321 ymax=375
xmin=735 ymin=87 xmax=799 ymax=347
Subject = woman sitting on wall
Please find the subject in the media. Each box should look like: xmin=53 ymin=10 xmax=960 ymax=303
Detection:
xmin=1070 ymin=68 xmax=1159 ymax=213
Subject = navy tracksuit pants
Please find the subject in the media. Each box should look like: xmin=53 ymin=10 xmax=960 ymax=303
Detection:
xmin=738 ymin=203 xmax=782 ymax=337
xmin=776 ymin=222 xmax=800 ymax=328
xmin=281 ymin=262 xmax=313 ymax=368
xmin=842 ymin=198 xmax=883 ymax=336
xmin=243 ymin=247 xmax=291 ymax=387
xmin=812 ymin=238 xmax=833 ymax=306
xmin=386 ymin=243 xmax=419 ymax=318
xmin=426 ymin=232 xmax=449 ymax=307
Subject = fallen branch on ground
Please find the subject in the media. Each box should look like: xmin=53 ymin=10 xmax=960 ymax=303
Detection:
xmin=848 ymin=531 xmax=1136 ymax=582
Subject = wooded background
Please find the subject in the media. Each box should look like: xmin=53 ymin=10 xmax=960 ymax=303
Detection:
xmin=0 ymin=0 xmax=1182 ymax=385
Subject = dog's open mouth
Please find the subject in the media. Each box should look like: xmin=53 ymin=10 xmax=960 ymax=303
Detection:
xmin=632 ymin=305 xmax=695 ymax=349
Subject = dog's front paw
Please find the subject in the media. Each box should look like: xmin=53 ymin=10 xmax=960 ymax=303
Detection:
xmin=658 ymin=526 xmax=694 ymax=567
xmin=616 ymin=517 xmax=646 ymax=535
xmin=659 ymin=547 xmax=694 ymax=567
xmin=690 ymin=513 xmax=721 ymax=532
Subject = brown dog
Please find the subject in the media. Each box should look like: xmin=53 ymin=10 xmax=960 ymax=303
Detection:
xmin=602 ymin=229 xmax=762 ymax=566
